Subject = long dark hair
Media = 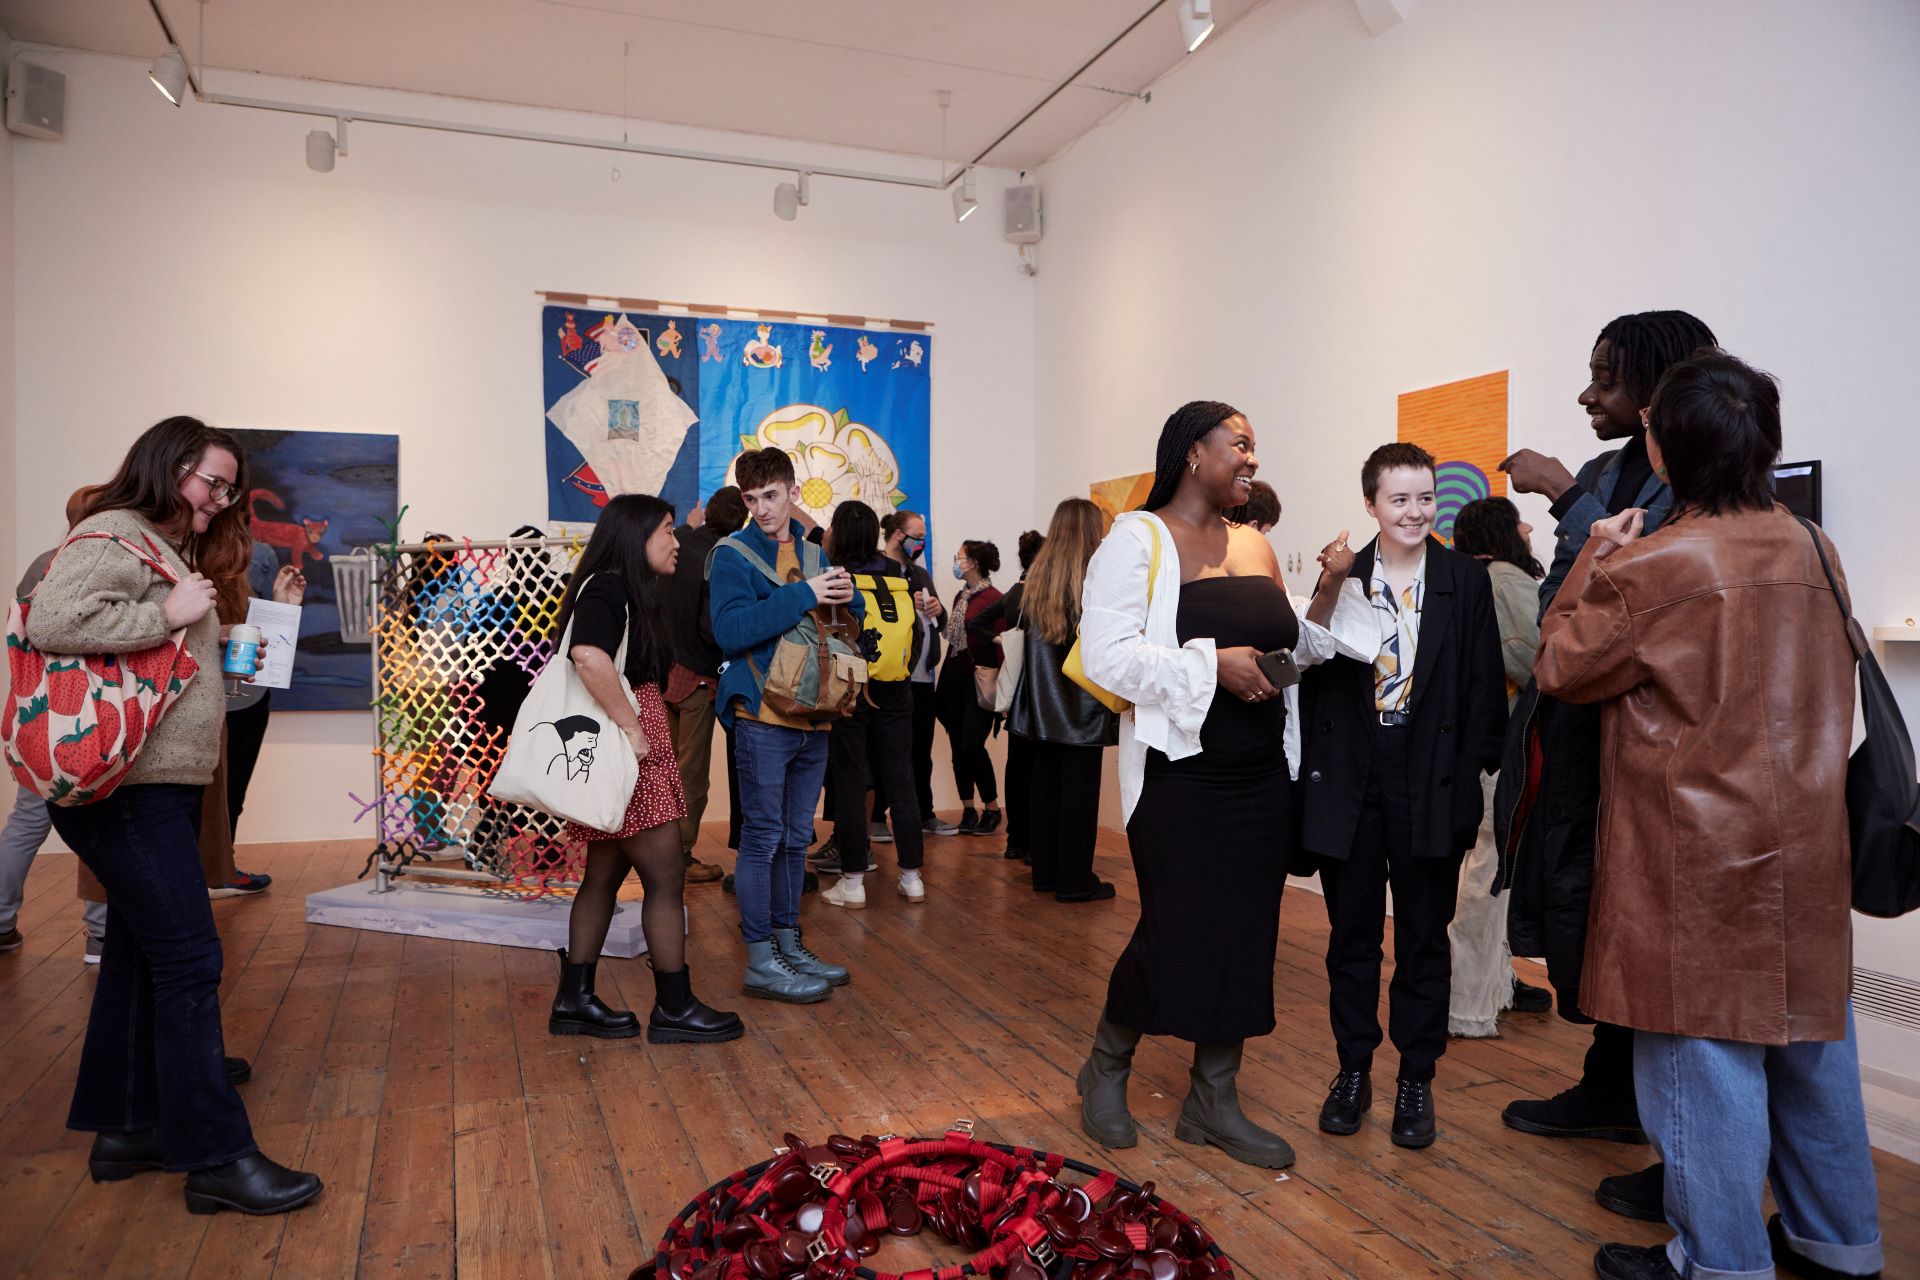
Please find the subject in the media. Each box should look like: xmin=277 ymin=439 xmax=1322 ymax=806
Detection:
xmin=1142 ymin=400 xmax=1241 ymax=511
xmin=555 ymin=494 xmax=677 ymax=682
xmin=826 ymin=501 xmax=880 ymax=569
xmin=1451 ymin=497 xmax=1544 ymax=578
xmin=80 ymin=416 xmax=251 ymax=572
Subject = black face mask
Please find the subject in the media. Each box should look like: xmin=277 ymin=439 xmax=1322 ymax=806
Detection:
xmin=902 ymin=535 xmax=926 ymax=560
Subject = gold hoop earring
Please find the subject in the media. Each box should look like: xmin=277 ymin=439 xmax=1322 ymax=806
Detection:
xmin=1188 ymin=460 xmax=1198 ymax=475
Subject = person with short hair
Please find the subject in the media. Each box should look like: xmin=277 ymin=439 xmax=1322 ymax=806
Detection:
xmin=659 ymin=486 xmax=748 ymax=885
xmin=934 ymin=538 xmax=1003 ymax=835
xmin=710 ymin=447 xmax=862 ymax=1002
xmin=1298 ymin=442 xmax=1507 ymax=1150
xmin=1538 ymin=350 xmax=1883 ymax=1280
xmin=1225 ymin=479 xmax=1281 ymax=533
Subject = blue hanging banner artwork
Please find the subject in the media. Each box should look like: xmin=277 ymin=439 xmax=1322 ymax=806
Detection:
xmin=541 ymin=307 xmax=932 ymax=534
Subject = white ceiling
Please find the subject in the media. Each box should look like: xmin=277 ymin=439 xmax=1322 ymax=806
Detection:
xmin=0 ymin=0 xmax=1272 ymax=170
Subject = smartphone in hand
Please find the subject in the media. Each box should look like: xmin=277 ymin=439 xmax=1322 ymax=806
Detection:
xmin=1255 ymin=648 xmax=1301 ymax=690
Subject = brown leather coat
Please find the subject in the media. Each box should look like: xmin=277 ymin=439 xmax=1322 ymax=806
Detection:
xmin=1536 ymin=506 xmax=1854 ymax=1044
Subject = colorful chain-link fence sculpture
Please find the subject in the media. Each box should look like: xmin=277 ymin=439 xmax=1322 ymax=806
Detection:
xmin=363 ymin=533 xmax=587 ymax=896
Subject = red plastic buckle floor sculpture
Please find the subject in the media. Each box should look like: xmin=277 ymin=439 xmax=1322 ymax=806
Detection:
xmin=631 ymin=1122 xmax=1236 ymax=1280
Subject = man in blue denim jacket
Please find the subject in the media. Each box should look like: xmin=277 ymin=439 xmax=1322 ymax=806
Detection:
xmin=709 ymin=446 xmax=864 ymax=1003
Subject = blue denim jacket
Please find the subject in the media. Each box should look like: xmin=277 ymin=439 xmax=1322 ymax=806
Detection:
xmin=708 ymin=519 xmax=864 ymax=728
xmin=1536 ymin=446 xmax=1673 ymax=621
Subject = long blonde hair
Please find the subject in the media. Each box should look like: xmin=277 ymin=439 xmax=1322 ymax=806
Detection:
xmin=1023 ymin=498 xmax=1110 ymax=646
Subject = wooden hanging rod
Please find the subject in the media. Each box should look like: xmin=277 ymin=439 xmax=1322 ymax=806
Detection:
xmin=535 ymin=291 xmax=931 ymax=332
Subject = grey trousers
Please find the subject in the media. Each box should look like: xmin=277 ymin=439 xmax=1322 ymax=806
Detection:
xmin=0 ymin=784 xmax=108 ymax=938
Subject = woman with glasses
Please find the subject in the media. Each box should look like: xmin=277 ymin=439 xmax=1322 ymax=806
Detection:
xmin=26 ymin=417 xmax=322 ymax=1216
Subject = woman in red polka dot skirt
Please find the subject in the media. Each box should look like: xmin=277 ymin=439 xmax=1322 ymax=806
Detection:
xmin=549 ymin=494 xmax=743 ymax=1045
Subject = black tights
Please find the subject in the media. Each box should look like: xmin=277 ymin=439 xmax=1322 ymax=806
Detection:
xmin=566 ymin=821 xmax=687 ymax=972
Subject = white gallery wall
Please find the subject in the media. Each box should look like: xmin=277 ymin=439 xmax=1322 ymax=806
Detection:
xmin=7 ymin=49 xmax=1036 ymax=841
xmin=1032 ymin=0 xmax=1920 ymax=1090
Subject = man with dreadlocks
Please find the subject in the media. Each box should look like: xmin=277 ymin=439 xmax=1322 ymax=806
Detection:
xmin=1494 ymin=309 xmax=1717 ymax=1223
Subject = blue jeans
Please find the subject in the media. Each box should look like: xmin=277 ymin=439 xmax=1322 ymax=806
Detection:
xmin=732 ymin=719 xmax=828 ymax=943
xmin=0 ymin=783 xmax=107 ymax=938
xmin=1635 ymin=1007 xmax=1884 ymax=1278
xmin=47 ymin=784 xmax=257 ymax=1171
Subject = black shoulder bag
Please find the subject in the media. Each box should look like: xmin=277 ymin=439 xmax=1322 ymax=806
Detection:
xmin=1800 ymin=517 xmax=1920 ymax=917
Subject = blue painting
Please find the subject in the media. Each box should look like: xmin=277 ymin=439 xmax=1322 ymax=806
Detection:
xmin=541 ymin=308 xmax=933 ymax=538
xmin=229 ymin=430 xmax=400 ymax=712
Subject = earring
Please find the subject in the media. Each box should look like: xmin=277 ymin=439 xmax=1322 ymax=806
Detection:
xmin=1188 ymin=460 xmax=1198 ymax=475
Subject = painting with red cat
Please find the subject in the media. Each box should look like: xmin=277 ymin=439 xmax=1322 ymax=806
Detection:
xmin=228 ymin=430 xmax=400 ymax=711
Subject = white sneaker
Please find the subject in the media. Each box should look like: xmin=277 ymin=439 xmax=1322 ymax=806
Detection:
xmin=896 ymin=875 xmax=926 ymax=904
xmin=820 ymin=878 xmax=868 ymax=910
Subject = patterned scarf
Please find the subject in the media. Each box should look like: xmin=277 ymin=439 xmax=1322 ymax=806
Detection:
xmin=946 ymin=583 xmax=983 ymax=653
xmin=1369 ymin=549 xmax=1427 ymax=713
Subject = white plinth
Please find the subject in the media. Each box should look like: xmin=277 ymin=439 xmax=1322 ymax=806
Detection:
xmin=304 ymin=878 xmax=650 ymax=957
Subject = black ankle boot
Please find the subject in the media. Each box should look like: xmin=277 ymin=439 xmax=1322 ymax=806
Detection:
xmin=648 ymin=967 xmax=745 ymax=1045
xmin=184 ymin=1152 xmax=324 ymax=1216
xmin=1595 ymin=1162 xmax=1666 ymax=1222
xmin=549 ymin=947 xmax=640 ymax=1039
xmin=1390 ymin=1077 xmax=1437 ymax=1149
xmin=89 ymin=1128 xmax=165 ymax=1182
xmin=1319 ymin=1070 xmax=1371 ymax=1135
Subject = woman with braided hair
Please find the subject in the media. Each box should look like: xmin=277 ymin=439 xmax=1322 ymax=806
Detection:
xmin=1072 ymin=401 xmax=1368 ymax=1170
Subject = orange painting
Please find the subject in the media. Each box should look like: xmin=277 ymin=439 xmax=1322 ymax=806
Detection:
xmin=1089 ymin=471 xmax=1155 ymax=524
xmin=1397 ymin=371 xmax=1509 ymax=540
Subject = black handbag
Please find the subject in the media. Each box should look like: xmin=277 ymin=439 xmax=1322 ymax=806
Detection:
xmin=1800 ymin=518 xmax=1920 ymax=917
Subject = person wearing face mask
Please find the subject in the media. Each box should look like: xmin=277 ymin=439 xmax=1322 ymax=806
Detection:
xmin=870 ymin=511 xmax=949 ymax=839
xmin=933 ymin=540 xmax=1002 ymax=835
xmin=1297 ymin=442 xmax=1507 ymax=1150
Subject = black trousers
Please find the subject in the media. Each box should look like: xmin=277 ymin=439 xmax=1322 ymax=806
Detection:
xmin=223 ymin=692 xmax=272 ymax=840
xmin=1028 ymin=738 xmax=1103 ymax=894
xmin=1003 ymin=731 xmax=1033 ymax=851
xmin=934 ymin=658 xmax=997 ymax=805
xmin=873 ymin=681 xmax=937 ymax=826
xmin=1583 ymin=1020 xmax=1638 ymax=1108
xmin=830 ymin=682 xmax=924 ymax=871
xmin=724 ymin=720 xmax=742 ymax=851
xmin=1319 ymin=723 xmax=1464 ymax=1083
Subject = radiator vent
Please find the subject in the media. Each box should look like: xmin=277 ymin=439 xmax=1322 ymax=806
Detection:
xmin=1855 ymin=966 xmax=1920 ymax=1033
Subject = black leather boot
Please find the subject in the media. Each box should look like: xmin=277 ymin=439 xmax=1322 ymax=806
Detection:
xmin=1390 ymin=1077 xmax=1437 ymax=1149
xmin=226 ymin=1056 xmax=252 ymax=1086
xmin=184 ymin=1152 xmax=324 ymax=1216
xmin=1173 ymin=1042 xmax=1295 ymax=1169
xmin=1593 ymin=1243 xmax=1681 ymax=1280
xmin=1319 ymin=1069 xmax=1372 ymax=1136
xmin=1595 ymin=1162 xmax=1666 ymax=1222
xmin=648 ymin=967 xmax=745 ymax=1045
xmin=548 ymin=947 xmax=640 ymax=1039
xmin=1502 ymin=1083 xmax=1646 ymax=1143
xmin=89 ymin=1129 xmax=165 ymax=1182
xmin=1076 ymin=1019 xmax=1140 ymax=1149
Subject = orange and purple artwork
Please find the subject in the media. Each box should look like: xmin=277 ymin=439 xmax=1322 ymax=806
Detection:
xmin=1396 ymin=371 xmax=1510 ymax=541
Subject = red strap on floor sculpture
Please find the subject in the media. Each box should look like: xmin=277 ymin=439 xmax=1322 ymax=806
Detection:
xmin=631 ymin=1123 xmax=1236 ymax=1280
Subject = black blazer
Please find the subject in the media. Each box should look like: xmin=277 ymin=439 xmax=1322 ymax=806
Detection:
xmin=1297 ymin=537 xmax=1507 ymax=862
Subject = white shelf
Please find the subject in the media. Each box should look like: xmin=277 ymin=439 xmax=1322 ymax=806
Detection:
xmin=1875 ymin=626 xmax=1920 ymax=643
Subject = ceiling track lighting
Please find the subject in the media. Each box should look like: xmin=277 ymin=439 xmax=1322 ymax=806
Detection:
xmin=774 ymin=171 xmax=811 ymax=221
xmin=951 ymin=167 xmax=978 ymax=223
xmin=1177 ymin=0 xmax=1216 ymax=53
xmin=307 ymin=117 xmax=349 ymax=172
xmin=148 ymin=45 xmax=188 ymax=106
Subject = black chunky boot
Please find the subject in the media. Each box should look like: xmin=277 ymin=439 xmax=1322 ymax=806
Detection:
xmin=184 ymin=1152 xmax=324 ymax=1216
xmin=1390 ymin=1077 xmax=1437 ymax=1149
xmin=1319 ymin=1069 xmax=1372 ymax=1136
xmin=648 ymin=967 xmax=745 ymax=1044
xmin=548 ymin=947 xmax=640 ymax=1039
xmin=89 ymin=1129 xmax=166 ymax=1182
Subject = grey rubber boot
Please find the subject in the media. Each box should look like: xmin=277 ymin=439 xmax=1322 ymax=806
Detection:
xmin=742 ymin=938 xmax=831 ymax=1004
xmin=772 ymin=926 xmax=849 ymax=987
xmin=1075 ymin=1019 xmax=1142 ymax=1149
xmin=1173 ymin=1041 xmax=1296 ymax=1168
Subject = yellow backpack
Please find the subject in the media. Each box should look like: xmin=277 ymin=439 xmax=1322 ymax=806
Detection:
xmin=852 ymin=570 xmax=920 ymax=682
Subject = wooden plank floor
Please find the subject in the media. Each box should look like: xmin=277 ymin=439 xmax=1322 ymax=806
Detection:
xmin=1 ymin=828 xmax=1914 ymax=1279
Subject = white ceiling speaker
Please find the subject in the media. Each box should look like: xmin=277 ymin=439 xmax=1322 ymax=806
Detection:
xmin=1004 ymin=184 xmax=1042 ymax=245
xmin=149 ymin=46 xmax=188 ymax=106
xmin=1177 ymin=0 xmax=1215 ymax=52
xmin=951 ymin=167 xmax=978 ymax=223
xmin=5 ymin=56 xmax=66 ymax=141
xmin=306 ymin=118 xmax=348 ymax=172
xmin=774 ymin=171 xmax=811 ymax=221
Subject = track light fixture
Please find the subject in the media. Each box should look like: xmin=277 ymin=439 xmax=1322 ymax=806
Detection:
xmin=1177 ymin=0 xmax=1215 ymax=52
xmin=774 ymin=171 xmax=811 ymax=221
xmin=148 ymin=46 xmax=188 ymax=106
xmin=951 ymin=168 xmax=978 ymax=223
xmin=306 ymin=118 xmax=349 ymax=173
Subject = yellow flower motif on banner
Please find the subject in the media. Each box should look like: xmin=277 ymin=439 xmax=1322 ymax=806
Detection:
xmin=728 ymin=404 xmax=907 ymax=524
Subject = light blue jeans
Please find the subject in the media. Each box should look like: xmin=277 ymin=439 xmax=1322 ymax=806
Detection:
xmin=1635 ymin=1006 xmax=1884 ymax=1278
xmin=731 ymin=719 xmax=828 ymax=944
xmin=0 ymin=784 xmax=107 ymax=939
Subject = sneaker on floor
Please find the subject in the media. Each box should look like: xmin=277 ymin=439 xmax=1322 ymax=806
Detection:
xmin=807 ymin=834 xmax=842 ymax=869
xmin=869 ymin=822 xmax=893 ymax=845
xmin=684 ymin=856 xmax=724 ymax=885
xmin=209 ymin=870 xmax=272 ymax=899
xmin=0 ymin=927 xmax=22 ymax=953
xmin=896 ymin=875 xmax=926 ymax=903
xmin=820 ymin=877 xmax=868 ymax=910
xmin=971 ymin=810 xmax=1002 ymax=837
xmin=84 ymin=935 xmax=104 ymax=964
xmin=922 ymin=816 xmax=959 ymax=836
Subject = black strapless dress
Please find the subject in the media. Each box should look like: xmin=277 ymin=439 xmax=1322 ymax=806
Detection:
xmin=1103 ymin=575 xmax=1299 ymax=1042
